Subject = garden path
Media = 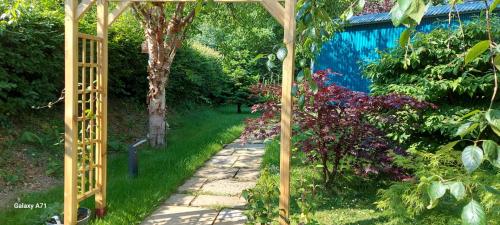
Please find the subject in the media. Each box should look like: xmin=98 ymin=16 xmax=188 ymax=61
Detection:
xmin=140 ymin=138 xmax=265 ymax=225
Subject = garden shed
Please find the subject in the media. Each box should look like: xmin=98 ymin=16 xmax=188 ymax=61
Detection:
xmin=315 ymin=1 xmax=499 ymax=92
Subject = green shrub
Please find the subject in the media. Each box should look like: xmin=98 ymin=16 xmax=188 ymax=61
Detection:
xmin=363 ymin=17 xmax=500 ymax=144
xmin=0 ymin=7 xmax=231 ymax=122
xmin=364 ymin=17 xmax=499 ymax=103
xmin=364 ymin=16 xmax=500 ymax=224
xmin=0 ymin=10 xmax=64 ymax=118
xmin=167 ymin=42 xmax=230 ymax=105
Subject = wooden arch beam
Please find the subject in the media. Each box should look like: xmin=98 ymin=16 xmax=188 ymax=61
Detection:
xmin=108 ymin=0 xmax=133 ymax=26
xmin=77 ymin=0 xmax=96 ymax=19
xmin=107 ymin=0 xmax=284 ymax=2
xmin=106 ymin=0 xmax=286 ymax=26
xmin=261 ymin=0 xmax=285 ymax=26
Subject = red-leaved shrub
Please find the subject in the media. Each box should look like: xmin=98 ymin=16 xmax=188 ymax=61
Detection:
xmin=243 ymin=70 xmax=435 ymax=184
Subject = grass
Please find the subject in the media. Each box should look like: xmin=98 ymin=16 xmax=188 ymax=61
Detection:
xmin=252 ymin=140 xmax=389 ymax=225
xmin=0 ymin=105 xmax=252 ymax=225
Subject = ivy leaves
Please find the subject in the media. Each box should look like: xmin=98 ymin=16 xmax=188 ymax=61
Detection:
xmin=426 ymin=181 xmax=487 ymax=225
xmin=464 ymin=40 xmax=491 ymax=64
xmin=456 ymin=122 xmax=479 ymax=138
xmin=399 ymin=28 xmax=412 ymax=48
xmin=462 ymin=200 xmax=486 ymax=225
xmin=340 ymin=0 xmax=366 ymax=20
xmin=427 ymin=180 xmax=466 ymax=209
xmin=485 ymin=109 xmax=500 ymax=136
xmin=390 ymin=0 xmax=431 ymax=27
xmin=449 ymin=182 xmax=466 ymax=201
xmin=427 ymin=181 xmax=447 ymax=209
xmin=490 ymin=0 xmax=500 ymax=13
xmin=482 ymin=140 xmax=500 ymax=167
xmin=461 ymin=146 xmax=483 ymax=173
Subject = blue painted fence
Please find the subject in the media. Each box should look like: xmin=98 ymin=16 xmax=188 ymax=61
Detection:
xmin=314 ymin=1 xmax=496 ymax=93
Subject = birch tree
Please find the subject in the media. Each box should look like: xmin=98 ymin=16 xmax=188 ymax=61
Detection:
xmin=132 ymin=2 xmax=198 ymax=147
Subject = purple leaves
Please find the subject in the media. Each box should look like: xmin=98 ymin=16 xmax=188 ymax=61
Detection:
xmin=243 ymin=70 xmax=433 ymax=183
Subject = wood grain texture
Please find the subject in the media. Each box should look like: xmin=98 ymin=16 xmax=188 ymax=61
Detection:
xmin=64 ymin=0 xmax=79 ymax=224
xmin=95 ymin=0 xmax=109 ymax=215
xmin=77 ymin=0 xmax=96 ymax=19
xmin=279 ymin=0 xmax=296 ymax=224
xmin=260 ymin=0 xmax=285 ymax=26
xmin=108 ymin=0 xmax=132 ymax=26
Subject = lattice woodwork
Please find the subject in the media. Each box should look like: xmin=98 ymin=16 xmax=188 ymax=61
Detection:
xmin=76 ymin=33 xmax=103 ymax=202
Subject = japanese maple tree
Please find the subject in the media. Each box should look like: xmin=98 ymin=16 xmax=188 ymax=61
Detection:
xmin=243 ymin=70 xmax=434 ymax=184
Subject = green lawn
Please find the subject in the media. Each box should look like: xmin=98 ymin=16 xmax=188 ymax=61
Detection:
xmin=0 ymin=105 xmax=251 ymax=225
xmin=251 ymin=140 xmax=389 ymax=225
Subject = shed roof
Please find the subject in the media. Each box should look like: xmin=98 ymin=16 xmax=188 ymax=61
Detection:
xmin=348 ymin=0 xmax=498 ymax=26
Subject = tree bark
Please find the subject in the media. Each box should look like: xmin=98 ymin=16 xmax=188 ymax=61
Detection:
xmin=133 ymin=3 xmax=196 ymax=147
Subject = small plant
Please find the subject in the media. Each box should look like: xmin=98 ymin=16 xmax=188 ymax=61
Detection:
xmin=242 ymin=168 xmax=280 ymax=224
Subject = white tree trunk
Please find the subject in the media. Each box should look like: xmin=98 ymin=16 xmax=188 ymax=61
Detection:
xmin=134 ymin=2 xmax=196 ymax=147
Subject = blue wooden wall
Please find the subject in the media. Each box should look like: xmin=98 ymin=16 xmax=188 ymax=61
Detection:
xmin=314 ymin=14 xmax=476 ymax=93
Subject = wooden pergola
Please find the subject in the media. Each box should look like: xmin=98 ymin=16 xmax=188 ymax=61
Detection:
xmin=63 ymin=0 xmax=295 ymax=224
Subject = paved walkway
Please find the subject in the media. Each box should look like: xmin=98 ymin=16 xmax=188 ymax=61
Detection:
xmin=140 ymin=138 xmax=265 ymax=225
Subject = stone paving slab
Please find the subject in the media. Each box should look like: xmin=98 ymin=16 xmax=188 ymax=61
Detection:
xmin=141 ymin=137 xmax=265 ymax=225
xmin=213 ymin=209 xmax=247 ymax=225
xmin=193 ymin=166 xmax=238 ymax=180
xmin=201 ymin=179 xmax=256 ymax=196
xmin=225 ymin=143 xmax=265 ymax=149
xmin=214 ymin=148 xmax=236 ymax=156
xmin=233 ymin=148 xmax=265 ymax=157
xmin=178 ymin=177 xmax=208 ymax=193
xmin=204 ymin=155 xmax=239 ymax=168
xmin=190 ymin=195 xmax=247 ymax=209
xmin=140 ymin=206 xmax=218 ymax=225
xmin=164 ymin=194 xmax=196 ymax=206
xmin=233 ymin=155 xmax=262 ymax=169
xmin=234 ymin=168 xmax=260 ymax=181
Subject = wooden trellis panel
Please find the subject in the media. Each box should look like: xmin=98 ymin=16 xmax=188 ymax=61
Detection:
xmin=76 ymin=33 xmax=104 ymax=202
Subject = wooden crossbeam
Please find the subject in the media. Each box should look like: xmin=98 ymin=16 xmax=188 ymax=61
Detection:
xmin=107 ymin=0 xmax=284 ymax=2
xmin=77 ymin=0 xmax=96 ymax=19
xmin=260 ymin=0 xmax=285 ymax=26
xmin=108 ymin=0 xmax=132 ymax=25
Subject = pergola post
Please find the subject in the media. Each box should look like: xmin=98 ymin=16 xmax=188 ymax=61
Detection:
xmin=95 ymin=0 xmax=109 ymax=218
xmin=63 ymin=0 xmax=79 ymax=224
xmin=278 ymin=0 xmax=296 ymax=224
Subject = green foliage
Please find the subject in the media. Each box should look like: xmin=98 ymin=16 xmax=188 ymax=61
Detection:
xmin=0 ymin=106 xmax=249 ymax=225
xmin=242 ymin=168 xmax=280 ymax=224
xmin=0 ymin=4 xmax=231 ymax=123
xmin=390 ymin=0 xmax=431 ymax=27
xmin=245 ymin=139 xmax=389 ymax=225
xmin=193 ymin=4 xmax=280 ymax=108
xmin=462 ymin=199 xmax=486 ymax=225
xmin=377 ymin=109 xmax=500 ymax=224
xmin=465 ymin=40 xmax=491 ymax=65
xmin=168 ymin=42 xmax=229 ymax=105
xmin=365 ymin=18 xmax=499 ymax=102
xmin=0 ymin=8 xmax=64 ymax=120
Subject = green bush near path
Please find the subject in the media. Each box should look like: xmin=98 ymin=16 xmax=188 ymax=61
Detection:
xmin=244 ymin=140 xmax=389 ymax=225
xmin=0 ymin=105 xmax=252 ymax=225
